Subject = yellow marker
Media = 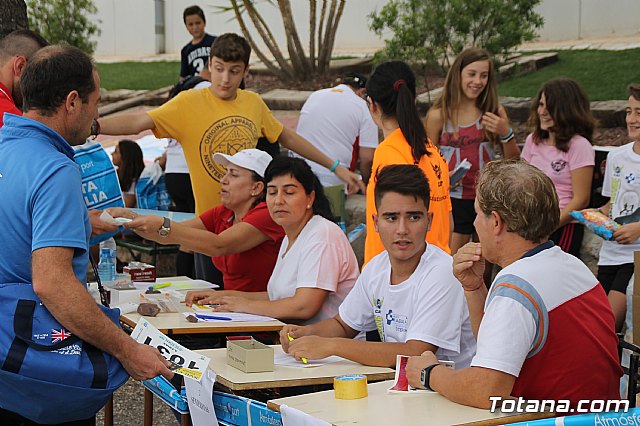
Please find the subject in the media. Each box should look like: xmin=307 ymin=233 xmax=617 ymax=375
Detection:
xmin=148 ymin=283 xmax=171 ymax=290
xmin=287 ymin=333 xmax=307 ymax=364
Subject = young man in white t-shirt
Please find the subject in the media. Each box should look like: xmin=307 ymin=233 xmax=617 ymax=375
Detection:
xmin=597 ymin=83 xmax=640 ymax=332
xmin=280 ymin=164 xmax=476 ymax=368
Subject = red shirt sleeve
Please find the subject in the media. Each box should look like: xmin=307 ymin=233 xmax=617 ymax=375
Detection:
xmin=242 ymin=202 xmax=285 ymax=241
xmin=199 ymin=205 xmax=230 ymax=234
xmin=0 ymin=88 xmax=22 ymax=128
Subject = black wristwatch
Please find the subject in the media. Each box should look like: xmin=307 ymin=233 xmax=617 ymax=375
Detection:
xmin=420 ymin=363 xmax=440 ymax=391
xmin=158 ymin=217 xmax=171 ymax=237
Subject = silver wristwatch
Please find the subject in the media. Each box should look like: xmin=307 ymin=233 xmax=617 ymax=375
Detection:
xmin=158 ymin=217 xmax=171 ymax=237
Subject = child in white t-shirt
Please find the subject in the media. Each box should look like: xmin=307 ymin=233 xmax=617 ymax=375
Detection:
xmin=597 ymin=83 xmax=640 ymax=332
xmin=280 ymin=164 xmax=476 ymax=368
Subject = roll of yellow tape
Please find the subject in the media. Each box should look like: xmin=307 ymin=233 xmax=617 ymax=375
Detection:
xmin=334 ymin=374 xmax=368 ymax=399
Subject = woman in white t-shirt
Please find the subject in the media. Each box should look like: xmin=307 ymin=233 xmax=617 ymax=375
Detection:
xmin=111 ymin=139 xmax=145 ymax=208
xmin=521 ymin=78 xmax=595 ymax=257
xmin=186 ymin=156 xmax=359 ymax=324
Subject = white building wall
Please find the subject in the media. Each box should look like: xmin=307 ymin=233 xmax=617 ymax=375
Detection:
xmin=534 ymin=0 xmax=640 ymax=40
xmin=94 ymin=0 xmax=156 ymax=56
xmin=92 ymin=0 xmax=640 ymax=58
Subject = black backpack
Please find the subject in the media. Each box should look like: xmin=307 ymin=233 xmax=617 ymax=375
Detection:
xmin=167 ymin=75 xmax=207 ymax=100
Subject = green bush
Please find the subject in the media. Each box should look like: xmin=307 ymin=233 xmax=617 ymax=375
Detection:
xmin=26 ymin=0 xmax=100 ymax=54
xmin=369 ymin=0 xmax=544 ymax=71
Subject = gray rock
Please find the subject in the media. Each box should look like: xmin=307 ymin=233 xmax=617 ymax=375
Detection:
xmin=580 ymin=227 xmax=603 ymax=276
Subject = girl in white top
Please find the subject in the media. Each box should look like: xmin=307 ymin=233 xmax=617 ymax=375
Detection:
xmin=187 ymin=156 xmax=359 ymax=324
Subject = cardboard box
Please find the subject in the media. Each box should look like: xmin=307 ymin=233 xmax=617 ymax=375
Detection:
xmin=227 ymin=339 xmax=274 ymax=373
xmin=107 ymin=287 xmax=141 ymax=307
xmin=123 ymin=263 xmax=156 ymax=282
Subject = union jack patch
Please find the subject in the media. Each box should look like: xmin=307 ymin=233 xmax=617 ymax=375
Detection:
xmin=51 ymin=328 xmax=71 ymax=343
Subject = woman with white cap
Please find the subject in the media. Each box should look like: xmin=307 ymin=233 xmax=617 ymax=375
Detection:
xmin=109 ymin=148 xmax=285 ymax=293
xmin=186 ymin=156 xmax=359 ymax=325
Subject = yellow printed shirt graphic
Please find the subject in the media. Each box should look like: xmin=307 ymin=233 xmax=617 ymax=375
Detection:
xmin=149 ymin=88 xmax=283 ymax=214
xmin=372 ymin=296 xmax=385 ymax=342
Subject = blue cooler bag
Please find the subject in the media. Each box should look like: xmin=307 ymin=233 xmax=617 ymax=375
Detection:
xmin=0 ymin=283 xmax=129 ymax=423
xmin=73 ymin=139 xmax=125 ymax=246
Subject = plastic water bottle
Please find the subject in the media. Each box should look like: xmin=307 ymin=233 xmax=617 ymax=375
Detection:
xmin=347 ymin=223 xmax=366 ymax=243
xmin=97 ymin=237 xmax=117 ymax=282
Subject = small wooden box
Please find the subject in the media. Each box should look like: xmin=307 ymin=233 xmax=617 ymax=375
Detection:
xmin=123 ymin=263 xmax=156 ymax=282
xmin=226 ymin=339 xmax=274 ymax=373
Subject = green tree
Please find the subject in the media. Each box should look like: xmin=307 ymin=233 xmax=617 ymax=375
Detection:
xmin=369 ymin=0 xmax=544 ymax=71
xmin=0 ymin=0 xmax=28 ymax=38
xmin=26 ymin=0 xmax=100 ymax=53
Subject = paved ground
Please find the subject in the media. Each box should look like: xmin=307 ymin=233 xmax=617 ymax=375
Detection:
xmin=94 ymin=33 xmax=640 ymax=64
xmin=96 ymin=379 xmax=179 ymax=426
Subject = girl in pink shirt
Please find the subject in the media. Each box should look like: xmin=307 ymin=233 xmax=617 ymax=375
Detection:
xmin=522 ymin=78 xmax=595 ymax=256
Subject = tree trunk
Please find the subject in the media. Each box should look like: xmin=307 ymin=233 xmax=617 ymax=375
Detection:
xmin=230 ymin=0 xmax=292 ymax=81
xmin=316 ymin=1 xmax=328 ymax=68
xmin=309 ymin=0 xmax=316 ymax=71
xmin=0 ymin=0 xmax=28 ymax=38
xmin=242 ymin=0 xmax=295 ymax=77
xmin=278 ymin=0 xmax=312 ymax=78
xmin=322 ymin=0 xmax=345 ymax=72
xmin=318 ymin=0 xmax=345 ymax=74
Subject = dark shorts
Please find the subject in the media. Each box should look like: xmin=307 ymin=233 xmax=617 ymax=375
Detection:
xmin=549 ymin=222 xmax=584 ymax=258
xmin=598 ymin=263 xmax=634 ymax=294
xmin=451 ymin=198 xmax=476 ymax=235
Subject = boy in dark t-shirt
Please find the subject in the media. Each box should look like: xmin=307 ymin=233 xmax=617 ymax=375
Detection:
xmin=180 ymin=5 xmax=216 ymax=79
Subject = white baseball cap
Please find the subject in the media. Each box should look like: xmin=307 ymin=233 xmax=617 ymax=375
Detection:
xmin=213 ymin=148 xmax=272 ymax=178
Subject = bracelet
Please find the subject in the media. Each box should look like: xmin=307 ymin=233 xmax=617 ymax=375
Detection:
xmin=329 ymin=159 xmax=340 ymax=173
xmin=500 ymin=128 xmax=514 ymax=143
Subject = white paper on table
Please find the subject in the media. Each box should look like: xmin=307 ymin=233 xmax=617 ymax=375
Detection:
xmin=138 ymin=279 xmax=219 ymax=291
xmin=182 ymin=312 xmax=277 ymax=322
xmin=131 ymin=317 xmax=210 ymax=381
xmin=185 ymin=370 xmax=219 ymax=426
xmin=274 ymin=352 xmax=345 ymax=368
xmin=280 ymin=404 xmax=331 ymax=426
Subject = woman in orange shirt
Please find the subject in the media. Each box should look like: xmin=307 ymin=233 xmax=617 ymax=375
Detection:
xmin=364 ymin=61 xmax=452 ymax=264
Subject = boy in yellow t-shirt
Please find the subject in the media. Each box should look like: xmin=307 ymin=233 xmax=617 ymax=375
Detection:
xmin=98 ymin=33 xmax=362 ymax=217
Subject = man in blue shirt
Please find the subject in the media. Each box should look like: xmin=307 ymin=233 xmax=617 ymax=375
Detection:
xmin=0 ymin=45 xmax=173 ymax=423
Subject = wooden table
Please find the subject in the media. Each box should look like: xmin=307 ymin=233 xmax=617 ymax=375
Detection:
xmin=197 ymin=346 xmax=395 ymax=391
xmin=267 ymin=380 xmax=554 ymax=426
xmin=120 ymin=310 xmax=285 ymax=335
xmin=111 ymin=277 xmax=285 ymax=426
xmin=118 ymin=276 xmax=285 ymax=335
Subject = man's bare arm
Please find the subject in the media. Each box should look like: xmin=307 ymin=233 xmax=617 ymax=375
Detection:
xmin=32 ymin=247 xmax=173 ymax=380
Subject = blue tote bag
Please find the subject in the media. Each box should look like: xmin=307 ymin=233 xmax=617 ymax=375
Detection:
xmin=136 ymin=161 xmax=172 ymax=211
xmin=73 ymin=140 xmax=125 ymax=245
xmin=0 ymin=283 xmax=129 ymax=423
